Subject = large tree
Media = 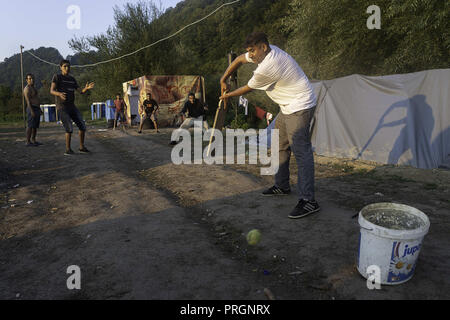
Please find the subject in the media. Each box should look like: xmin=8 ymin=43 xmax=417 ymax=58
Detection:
xmin=282 ymin=0 xmax=449 ymax=80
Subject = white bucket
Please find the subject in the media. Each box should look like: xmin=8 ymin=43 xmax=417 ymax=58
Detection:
xmin=357 ymin=203 xmax=430 ymax=285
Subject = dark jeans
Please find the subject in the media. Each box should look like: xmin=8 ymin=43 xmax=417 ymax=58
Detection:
xmin=27 ymin=106 xmax=41 ymax=129
xmin=60 ymin=106 xmax=86 ymax=133
xmin=115 ymin=110 xmax=126 ymax=123
xmin=274 ymin=107 xmax=316 ymax=201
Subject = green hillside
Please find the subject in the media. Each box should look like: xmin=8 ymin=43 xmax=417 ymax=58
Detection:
xmin=1 ymin=0 xmax=448 ymax=124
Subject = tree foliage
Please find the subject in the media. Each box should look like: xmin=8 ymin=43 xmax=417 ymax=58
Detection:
xmin=282 ymin=0 xmax=449 ymax=80
xmin=1 ymin=0 xmax=448 ymax=125
xmin=67 ymin=0 xmax=289 ymax=118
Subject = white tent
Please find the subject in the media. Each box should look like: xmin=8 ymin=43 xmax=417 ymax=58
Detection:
xmin=310 ymin=69 xmax=450 ymax=169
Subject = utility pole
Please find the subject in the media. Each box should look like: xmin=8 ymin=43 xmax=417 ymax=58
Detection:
xmin=20 ymin=45 xmax=26 ymax=129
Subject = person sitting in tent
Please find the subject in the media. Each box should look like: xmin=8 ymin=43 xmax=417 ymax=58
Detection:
xmin=138 ymin=92 xmax=160 ymax=134
xmin=169 ymin=93 xmax=209 ymax=146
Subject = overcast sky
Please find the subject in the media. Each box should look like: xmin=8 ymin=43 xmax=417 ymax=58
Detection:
xmin=0 ymin=0 xmax=183 ymax=61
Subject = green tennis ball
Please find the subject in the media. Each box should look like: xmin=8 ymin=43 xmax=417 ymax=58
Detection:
xmin=247 ymin=229 xmax=262 ymax=246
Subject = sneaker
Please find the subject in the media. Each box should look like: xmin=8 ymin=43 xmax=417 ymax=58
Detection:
xmin=79 ymin=147 xmax=90 ymax=153
xmin=262 ymin=185 xmax=291 ymax=196
xmin=26 ymin=142 xmax=37 ymax=147
xmin=138 ymin=131 xmax=142 ymax=134
xmin=288 ymin=199 xmax=321 ymax=219
xmin=33 ymin=141 xmax=43 ymax=146
xmin=64 ymin=149 xmax=75 ymax=156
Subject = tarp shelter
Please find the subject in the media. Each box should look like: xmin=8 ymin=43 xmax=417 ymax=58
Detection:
xmin=310 ymin=69 xmax=450 ymax=169
xmin=122 ymin=75 xmax=206 ymax=127
xmin=105 ymin=99 xmax=115 ymax=121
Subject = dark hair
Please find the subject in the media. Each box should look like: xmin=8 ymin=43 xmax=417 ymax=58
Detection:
xmin=243 ymin=32 xmax=270 ymax=48
xmin=188 ymin=92 xmax=195 ymax=98
xmin=116 ymin=93 xmax=121 ymax=97
xmin=60 ymin=59 xmax=70 ymax=67
xmin=26 ymin=73 xmax=34 ymax=79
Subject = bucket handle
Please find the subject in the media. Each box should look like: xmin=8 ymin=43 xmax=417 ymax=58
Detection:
xmin=360 ymin=226 xmax=373 ymax=231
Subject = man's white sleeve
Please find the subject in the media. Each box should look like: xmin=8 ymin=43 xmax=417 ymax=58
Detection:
xmin=248 ymin=73 xmax=277 ymax=91
xmin=245 ymin=52 xmax=255 ymax=63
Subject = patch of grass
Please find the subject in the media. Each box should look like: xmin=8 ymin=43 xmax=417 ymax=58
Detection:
xmin=86 ymin=119 xmax=108 ymax=126
xmin=424 ymin=183 xmax=438 ymax=190
xmin=387 ymin=175 xmax=415 ymax=183
xmin=0 ymin=113 xmax=23 ymax=124
xmin=355 ymin=168 xmax=369 ymax=175
xmin=331 ymin=163 xmax=354 ymax=173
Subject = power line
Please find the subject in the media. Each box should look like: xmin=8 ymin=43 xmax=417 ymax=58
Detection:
xmin=24 ymin=0 xmax=241 ymax=69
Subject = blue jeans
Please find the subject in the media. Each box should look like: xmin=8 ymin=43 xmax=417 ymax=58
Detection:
xmin=274 ymin=107 xmax=316 ymax=201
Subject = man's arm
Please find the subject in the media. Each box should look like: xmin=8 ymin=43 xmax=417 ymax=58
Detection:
xmin=77 ymin=82 xmax=95 ymax=95
xmin=220 ymin=54 xmax=249 ymax=93
xmin=220 ymin=85 xmax=253 ymax=100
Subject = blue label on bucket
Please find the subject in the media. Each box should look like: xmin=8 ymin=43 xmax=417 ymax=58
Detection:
xmin=387 ymin=241 xmax=421 ymax=283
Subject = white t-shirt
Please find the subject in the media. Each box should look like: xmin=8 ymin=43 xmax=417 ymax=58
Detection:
xmin=246 ymin=45 xmax=317 ymax=115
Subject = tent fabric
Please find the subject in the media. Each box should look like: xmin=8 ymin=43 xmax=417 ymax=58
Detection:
xmin=123 ymin=75 xmax=205 ymax=127
xmin=310 ymin=69 xmax=450 ymax=169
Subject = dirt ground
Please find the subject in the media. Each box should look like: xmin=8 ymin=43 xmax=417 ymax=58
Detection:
xmin=0 ymin=122 xmax=449 ymax=300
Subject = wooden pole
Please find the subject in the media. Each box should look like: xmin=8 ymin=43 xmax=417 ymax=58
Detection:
xmin=20 ymin=45 xmax=26 ymax=129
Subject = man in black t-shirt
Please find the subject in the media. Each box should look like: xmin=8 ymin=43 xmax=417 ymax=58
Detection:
xmin=50 ymin=60 xmax=94 ymax=155
xmin=138 ymin=92 xmax=160 ymax=134
xmin=170 ymin=93 xmax=209 ymax=145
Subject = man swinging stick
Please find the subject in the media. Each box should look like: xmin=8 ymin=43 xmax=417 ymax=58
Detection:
xmin=219 ymin=32 xmax=320 ymax=219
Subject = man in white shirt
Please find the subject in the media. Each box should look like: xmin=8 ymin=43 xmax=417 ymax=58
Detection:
xmin=220 ymin=32 xmax=320 ymax=219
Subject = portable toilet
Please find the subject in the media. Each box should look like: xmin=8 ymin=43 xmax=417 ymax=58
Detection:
xmin=98 ymin=103 xmax=106 ymax=118
xmin=105 ymin=99 xmax=116 ymax=128
xmin=105 ymin=99 xmax=115 ymax=120
xmin=91 ymin=102 xmax=106 ymax=120
xmin=46 ymin=105 xmax=56 ymax=122
xmin=40 ymin=104 xmax=57 ymax=122
xmin=40 ymin=106 xmax=44 ymax=122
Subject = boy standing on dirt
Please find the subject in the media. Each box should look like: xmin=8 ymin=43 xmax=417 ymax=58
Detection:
xmin=113 ymin=93 xmax=128 ymax=130
xmin=23 ymin=73 xmax=42 ymax=147
xmin=50 ymin=60 xmax=94 ymax=156
xmin=138 ymin=93 xmax=160 ymax=134
xmin=219 ymin=32 xmax=319 ymax=219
